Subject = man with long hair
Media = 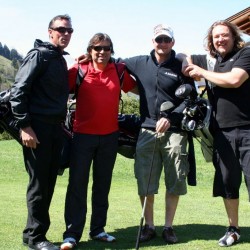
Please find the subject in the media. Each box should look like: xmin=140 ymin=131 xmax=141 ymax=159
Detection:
xmin=183 ymin=20 xmax=250 ymax=247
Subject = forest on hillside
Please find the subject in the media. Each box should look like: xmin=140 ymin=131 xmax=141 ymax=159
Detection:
xmin=0 ymin=42 xmax=23 ymax=62
xmin=0 ymin=42 xmax=23 ymax=91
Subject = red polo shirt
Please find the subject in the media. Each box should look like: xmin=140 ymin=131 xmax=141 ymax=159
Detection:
xmin=68 ymin=62 xmax=136 ymax=135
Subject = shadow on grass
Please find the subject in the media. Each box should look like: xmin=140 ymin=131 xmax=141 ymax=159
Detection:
xmin=55 ymin=224 xmax=250 ymax=249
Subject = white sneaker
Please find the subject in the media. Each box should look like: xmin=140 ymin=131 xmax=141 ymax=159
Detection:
xmin=60 ymin=237 xmax=77 ymax=250
xmin=218 ymin=226 xmax=240 ymax=247
xmin=91 ymin=232 xmax=116 ymax=242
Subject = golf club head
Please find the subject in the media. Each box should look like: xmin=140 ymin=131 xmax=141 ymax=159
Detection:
xmin=175 ymin=84 xmax=197 ymax=100
xmin=160 ymin=101 xmax=174 ymax=112
xmin=0 ymin=89 xmax=11 ymax=104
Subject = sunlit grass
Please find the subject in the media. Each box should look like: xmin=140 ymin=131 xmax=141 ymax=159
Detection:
xmin=0 ymin=139 xmax=250 ymax=249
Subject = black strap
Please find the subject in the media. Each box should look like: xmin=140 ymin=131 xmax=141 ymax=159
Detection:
xmin=200 ymin=79 xmax=209 ymax=98
xmin=114 ymin=63 xmax=125 ymax=113
xmin=74 ymin=64 xmax=86 ymax=99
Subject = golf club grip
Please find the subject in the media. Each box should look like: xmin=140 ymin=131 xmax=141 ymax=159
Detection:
xmin=135 ymin=217 xmax=144 ymax=250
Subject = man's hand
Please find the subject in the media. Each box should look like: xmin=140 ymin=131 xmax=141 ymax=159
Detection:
xmin=76 ymin=54 xmax=88 ymax=63
xmin=20 ymin=126 xmax=40 ymax=149
xmin=184 ymin=64 xmax=204 ymax=81
xmin=156 ymin=117 xmax=171 ymax=133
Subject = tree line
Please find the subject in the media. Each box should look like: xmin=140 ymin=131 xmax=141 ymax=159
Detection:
xmin=0 ymin=42 xmax=23 ymax=64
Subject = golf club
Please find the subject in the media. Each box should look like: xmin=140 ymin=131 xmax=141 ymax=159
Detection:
xmin=135 ymin=101 xmax=174 ymax=250
xmin=175 ymin=84 xmax=213 ymax=162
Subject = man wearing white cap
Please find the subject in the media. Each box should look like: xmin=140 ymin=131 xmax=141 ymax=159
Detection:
xmin=77 ymin=23 xmax=195 ymax=245
xmin=121 ymin=24 xmax=194 ymax=244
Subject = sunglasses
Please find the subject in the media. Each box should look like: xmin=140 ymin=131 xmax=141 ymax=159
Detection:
xmin=92 ymin=46 xmax=111 ymax=52
xmin=155 ymin=36 xmax=172 ymax=44
xmin=50 ymin=26 xmax=74 ymax=34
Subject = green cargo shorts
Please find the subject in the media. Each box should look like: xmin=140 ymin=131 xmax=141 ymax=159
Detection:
xmin=134 ymin=128 xmax=189 ymax=196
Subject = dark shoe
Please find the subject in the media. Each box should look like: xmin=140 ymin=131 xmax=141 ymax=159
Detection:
xmin=139 ymin=224 xmax=156 ymax=243
xmin=23 ymin=237 xmax=29 ymax=246
xmin=28 ymin=240 xmax=59 ymax=250
xmin=218 ymin=226 xmax=240 ymax=247
xmin=162 ymin=227 xmax=178 ymax=244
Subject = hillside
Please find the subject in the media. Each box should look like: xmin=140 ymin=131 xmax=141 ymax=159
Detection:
xmin=0 ymin=55 xmax=16 ymax=91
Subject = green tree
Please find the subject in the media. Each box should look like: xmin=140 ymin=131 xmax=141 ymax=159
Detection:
xmin=120 ymin=94 xmax=140 ymax=115
xmin=10 ymin=48 xmax=23 ymax=61
xmin=0 ymin=42 xmax=3 ymax=57
xmin=3 ymin=45 xmax=10 ymax=60
xmin=11 ymin=58 xmax=18 ymax=69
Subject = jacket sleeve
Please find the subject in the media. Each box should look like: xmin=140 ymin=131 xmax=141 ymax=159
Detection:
xmin=10 ymin=50 xmax=43 ymax=128
xmin=114 ymin=56 xmax=140 ymax=76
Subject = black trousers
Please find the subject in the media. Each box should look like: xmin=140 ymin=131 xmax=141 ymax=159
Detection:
xmin=63 ymin=131 xmax=118 ymax=242
xmin=22 ymin=119 xmax=63 ymax=244
xmin=213 ymin=125 xmax=250 ymax=200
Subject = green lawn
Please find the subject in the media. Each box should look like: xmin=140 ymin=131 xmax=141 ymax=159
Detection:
xmin=0 ymin=139 xmax=250 ymax=250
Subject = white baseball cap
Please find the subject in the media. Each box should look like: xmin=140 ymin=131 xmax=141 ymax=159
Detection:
xmin=153 ymin=24 xmax=174 ymax=39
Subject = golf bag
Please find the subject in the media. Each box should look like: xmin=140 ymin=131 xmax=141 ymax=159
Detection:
xmin=118 ymin=113 xmax=141 ymax=159
xmin=0 ymin=89 xmax=20 ymax=142
xmin=0 ymin=88 xmax=75 ymax=175
xmin=175 ymin=84 xmax=213 ymax=162
xmin=57 ymin=100 xmax=76 ymax=175
xmin=0 ymin=46 xmax=63 ymax=144
xmin=61 ymin=99 xmax=141 ymax=161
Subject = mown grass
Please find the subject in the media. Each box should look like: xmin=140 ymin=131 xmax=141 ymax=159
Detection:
xmin=0 ymin=139 xmax=250 ymax=250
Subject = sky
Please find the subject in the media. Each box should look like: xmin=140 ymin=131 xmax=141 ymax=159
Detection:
xmin=1 ymin=0 xmax=249 ymax=63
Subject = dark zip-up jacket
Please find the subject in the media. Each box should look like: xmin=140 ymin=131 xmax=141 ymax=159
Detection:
xmin=119 ymin=50 xmax=196 ymax=185
xmin=10 ymin=39 xmax=69 ymax=128
xmin=120 ymin=50 xmax=194 ymax=131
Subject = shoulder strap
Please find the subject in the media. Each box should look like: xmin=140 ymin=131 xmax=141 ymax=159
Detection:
xmin=114 ymin=63 xmax=126 ymax=88
xmin=114 ymin=62 xmax=126 ymax=113
xmin=74 ymin=63 xmax=88 ymax=99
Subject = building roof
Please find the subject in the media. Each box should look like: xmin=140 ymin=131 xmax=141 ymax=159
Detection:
xmin=226 ymin=7 xmax=250 ymax=35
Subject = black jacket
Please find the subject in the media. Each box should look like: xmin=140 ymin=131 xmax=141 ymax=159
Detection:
xmin=120 ymin=50 xmax=196 ymax=185
xmin=10 ymin=39 xmax=69 ymax=128
xmin=121 ymin=50 xmax=194 ymax=131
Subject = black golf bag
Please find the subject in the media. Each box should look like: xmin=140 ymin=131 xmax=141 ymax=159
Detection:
xmin=0 ymin=88 xmax=74 ymax=175
xmin=117 ymin=113 xmax=141 ymax=159
xmin=0 ymin=89 xmax=20 ymax=142
xmin=175 ymin=84 xmax=213 ymax=162
xmin=1 ymin=88 xmax=142 ymax=176
xmin=62 ymin=99 xmax=141 ymax=160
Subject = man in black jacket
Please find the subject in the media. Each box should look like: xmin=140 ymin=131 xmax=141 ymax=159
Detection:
xmin=77 ymin=24 xmax=195 ymax=246
xmin=10 ymin=14 xmax=73 ymax=250
xmin=122 ymin=24 xmax=193 ymax=245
